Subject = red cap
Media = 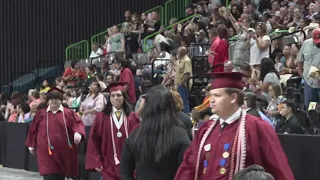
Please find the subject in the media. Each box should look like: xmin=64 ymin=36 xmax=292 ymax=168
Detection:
xmin=208 ymin=72 xmax=247 ymax=90
xmin=45 ymin=87 xmax=65 ymax=95
xmin=313 ymin=28 xmax=320 ymax=44
xmin=105 ymin=82 xmax=128 ymax=93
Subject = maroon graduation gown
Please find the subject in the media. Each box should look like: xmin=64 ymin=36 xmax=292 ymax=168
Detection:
xmin=85 ymin=112 xmax=140 ymax=180
xmin=25 ymin=108 xmax=86 ymax=177
xmin=175 ymin=114 xmax=294 ymax=180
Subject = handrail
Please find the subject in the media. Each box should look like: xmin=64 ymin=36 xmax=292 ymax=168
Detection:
xmin=91 ymin=6 xmax=164 ymax=45
xmin=144 ymin=6 xmax=164 ymax=25
xmin=143 ymin=14 xmax=201 ymax=52
xmin=164 ymin=0 xmax=174 ymax=27
xmin=65 ymin=40 xmax=89 ymax=61
xmin=268 ymin=30 xmax=306 ymax=56
xmin=90 ymin=23 xmax=122 ymax=45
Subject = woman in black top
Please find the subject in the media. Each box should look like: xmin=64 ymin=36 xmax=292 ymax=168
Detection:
xmin=120 ymin=85 xmax=190 ymax=180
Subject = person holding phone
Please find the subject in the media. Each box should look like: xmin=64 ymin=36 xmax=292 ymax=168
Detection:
xmin=247 ymin=22 xmax=271 ymax=69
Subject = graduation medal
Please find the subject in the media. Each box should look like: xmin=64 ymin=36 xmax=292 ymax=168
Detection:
xmin=220 ymin=167 xmax=226 ymax=175
xmin=222 ymin=152 xmax=230 ymax=158
xmin=117 ymin=131 xmax=122 ymax=138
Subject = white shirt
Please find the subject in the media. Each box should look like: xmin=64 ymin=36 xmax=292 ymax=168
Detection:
xmin=89 ymin=48 xmax=104 ymax=65
xmin=209 ymin=108 xmax=242 ymax=125
xmin=250 ymin=35 xmax=271 ymax=65
xmin=46 ymin=105 xmax=64 ymax=114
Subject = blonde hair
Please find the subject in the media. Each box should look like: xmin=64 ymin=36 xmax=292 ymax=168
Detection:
xmin=170 ymin=90 xmax=184 ymax=111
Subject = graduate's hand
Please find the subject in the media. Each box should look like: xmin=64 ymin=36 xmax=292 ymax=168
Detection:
xmin=74 ymin=132 xmax=82 ymax=145
xmin=95 ymin=167 xmax=103 ymax=172
xmin=29 ymin=147 xmax=36 ymax=156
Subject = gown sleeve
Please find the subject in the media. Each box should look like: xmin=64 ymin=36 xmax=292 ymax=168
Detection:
xmin=25 ymin=110 xmax=42 ymax=148
xmin=70 ymin=109 xmax=86 ymax=138
xmin=120 ymin=140 xmax=135 ymax=180
xmin=86 ymin=113 xmax=103 ymax=171
xmin=253 ymin=120 xmax=295 ymax=180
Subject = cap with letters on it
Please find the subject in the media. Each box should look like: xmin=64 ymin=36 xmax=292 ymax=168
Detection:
xmin=208 ymin=72 xmax=248 ymax=90
xmin=105 ymin=82 xmax=128 ymax=93
xmin=46 ymin=87 xmax=65 ymax=100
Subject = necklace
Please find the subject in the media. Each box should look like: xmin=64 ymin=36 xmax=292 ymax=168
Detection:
xmin=109 ymin=114 xmax=129 ymax=165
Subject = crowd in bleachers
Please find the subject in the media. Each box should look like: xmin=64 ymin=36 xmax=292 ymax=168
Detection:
xmin=1 ymin=0 xmax=320 ymax=138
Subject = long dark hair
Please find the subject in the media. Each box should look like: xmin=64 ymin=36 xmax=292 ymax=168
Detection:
xmin=132 ymin=85 xmax=183 ymax=163
xmin=259 ymin=58 xmax=279 ymax=81
xmin=102 ymin=91 xmax=132 ymax=116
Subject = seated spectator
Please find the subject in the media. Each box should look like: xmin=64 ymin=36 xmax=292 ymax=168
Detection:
xmin=244 ymin=92 xmax=262 ymax=118
xmin=29 ymin=90 xmax=42 ymax=110
xmin=252 ymin=58 xmax=281 ymax=100
xmin=95 ymin=74 xmax=107 ymax=91
xmin=17 ymin=103 xmax=31 ymax=123
xmin=232 ymin=165 xmax=274 ymax=180
xmin=106 ymin=74 xmax=116 ymax=87
xmin=64 ymin=89 xmax=75 ymax=108
xmin=62 ymin=60 xmax=87 ymax=86
xmin=264 ymin=84 xmax=285 ymax=126
xmin=7 ymin=104 xmax=18 ymax=123
xmin=89 ymin=43 xmax=104 ymax=65
xmin=135 ymin=80 xmax=152 ymax=112
xmin=162 ymin=50 xmax=179 ymax=90
xmin=40 ymin=80 xmax=51 ymax=94
xmin=277 ymin=99 xmax=302 ymax=134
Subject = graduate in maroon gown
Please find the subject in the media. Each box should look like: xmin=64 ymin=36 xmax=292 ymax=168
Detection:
xmin=25 ymin=87 xmax=86 ymax=180
xmin=86 ymin=82 xmax=140 ymax=180
xmin=175 ymin=72 xmax=294 ymax=180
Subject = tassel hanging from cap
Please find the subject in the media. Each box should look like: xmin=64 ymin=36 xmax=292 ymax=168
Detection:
xmin=48 ymin=146 xmax=53 ymax=155
xmin=114 ymin=155 xmax=120 ymax=165
xmin=68 ymin=139 xmax=73 ymax=148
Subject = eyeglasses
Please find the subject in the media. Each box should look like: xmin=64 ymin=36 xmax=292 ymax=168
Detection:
xmin=110 ymin=94 xmax=123 ymax=98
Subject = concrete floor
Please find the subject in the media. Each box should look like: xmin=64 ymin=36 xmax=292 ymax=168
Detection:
xmin=0 ymin=167 xmax=42 ymax=180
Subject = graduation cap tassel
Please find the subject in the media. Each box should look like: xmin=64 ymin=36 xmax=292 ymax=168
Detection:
xmin=68 ymin=139 xmax=73 ymax=149
xmin=114 ymin=155 xmax=120 ymax=165
xmin=48 ymin=146 xmax=53 ymax=155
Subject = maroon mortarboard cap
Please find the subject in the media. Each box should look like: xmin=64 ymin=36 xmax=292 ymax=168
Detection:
xmin=45 ymin=87 xmax=65 ymax=95
xmin=105 ymin=82 xmax=128 ymax=93
xmin=208 ymin=72 xmax=247 ymax=90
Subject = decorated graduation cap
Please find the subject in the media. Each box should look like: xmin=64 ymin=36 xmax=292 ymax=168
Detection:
xmin=208 ymin=72 xmax=248 ymax=90
xmin=45 ymin=87 xmax=65 ymax=100
xmin=105 ymin=82 xmax=128 ymax=93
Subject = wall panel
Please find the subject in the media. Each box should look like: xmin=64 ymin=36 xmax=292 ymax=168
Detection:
xmin=0 ymin=0 xmax=168 ymax=87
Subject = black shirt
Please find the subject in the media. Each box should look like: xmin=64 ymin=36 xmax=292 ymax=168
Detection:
xmin=120 ymin=126 xmax=190 ymax=180
xmin=276 ymin=114 xmax=302 ymax=134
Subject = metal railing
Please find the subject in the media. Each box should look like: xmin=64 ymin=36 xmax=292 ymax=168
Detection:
xmin=90 ymin=6 xmax=164 ymax=46
xmin=164 ymin=0 xmax=190 ymax=26
xmin=143 ymin=14 xmax=201 ymax=52
xmin=65 ymin=40 xmax=89 ymax=61
xmin=145 ymin=6 xmax=164 ymax=25
xmin=269 ymin=30 xmax=306 ymax=56
xmin=90 ymin=24 xmax=122 ymax=46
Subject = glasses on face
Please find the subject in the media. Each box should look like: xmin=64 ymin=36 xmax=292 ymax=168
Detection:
xmin=110 ymin=94 xmax=123 ymax=98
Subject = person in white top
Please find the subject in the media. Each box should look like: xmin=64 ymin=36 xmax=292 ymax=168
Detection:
xmin=89 ymin=43 xmax=104 ymax=65
xmin=248 ymin=22 xmax=271 ymax=68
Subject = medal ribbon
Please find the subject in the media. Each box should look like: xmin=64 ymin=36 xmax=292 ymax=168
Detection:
xmin=110 ymin=114 xmax=128 ymax=165
xmin=224 ymin=143 xmax=230 ymax=152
